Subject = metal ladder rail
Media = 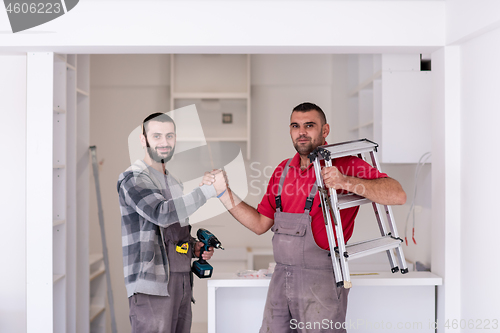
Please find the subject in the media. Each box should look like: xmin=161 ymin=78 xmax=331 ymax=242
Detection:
xmin=311 ymin=158 xmax=344 ymax=287
xmin=90 ymin=146 xmax=118 ymax=333
xmin=372 ymin=201 xmax=400 ymax=273
xmin=324 ymin=158 xmax=352 ymax=289
xmin=369 ymin=150 xmax=409 ymax=273
xmin=362 ymin=149 xmax=399 ymax=273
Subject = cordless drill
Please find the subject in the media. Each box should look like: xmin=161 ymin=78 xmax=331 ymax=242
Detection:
xmin=192 ymin=228 xmax=224 ymax=278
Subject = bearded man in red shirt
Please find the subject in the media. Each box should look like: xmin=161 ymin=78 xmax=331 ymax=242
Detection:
xmin=215 ymin=102 xmax=406 ymax=333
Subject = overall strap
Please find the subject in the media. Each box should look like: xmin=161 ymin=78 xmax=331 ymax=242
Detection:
xmin=304 ymin=182 xmax=318 ymax=213
xmin=275 ymin=159 xmax=292 ymax=212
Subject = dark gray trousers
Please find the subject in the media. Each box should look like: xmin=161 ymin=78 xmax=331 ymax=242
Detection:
xmin=260 ymin=264 xmax=349 ymax=333
xmin=128 ymin=272 xmax=192 ymax=333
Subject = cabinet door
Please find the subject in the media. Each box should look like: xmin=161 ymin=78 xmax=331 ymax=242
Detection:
xmin=377 ymin=71 xmax=432 ymax=163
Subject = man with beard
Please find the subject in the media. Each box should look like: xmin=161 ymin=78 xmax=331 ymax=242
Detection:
xmin=214 ymin=102 xmax=406 ymax=332
xmin=117 ymin=112 xmax=226 ymax=333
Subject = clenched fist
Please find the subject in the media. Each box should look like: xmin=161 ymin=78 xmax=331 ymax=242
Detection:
xmin=194 ymin=242 xmax=214 ymax=260
xmin=210 ymin=169 xmax=228 ymax=195
xmin=321 ymin=166 xmax=347 ymax=190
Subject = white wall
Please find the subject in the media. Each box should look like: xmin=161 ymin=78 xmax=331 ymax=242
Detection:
xmin=428 ymin=1 xmax=500 ymax=330
xmin=250 ymin=54 xmax=334 ymax=184
xmin=431 ymin=45 xmax=463 ymax=332
xmin=0 ymin=1 xmax=445 ymax=53
xmin=460 ymin=26 xmax=500 ymax=330
xmin=330 ymin=55 xmax=351 ymax=142
xmin=0 ymin=55 xmax=27 ymax=333
xmin=447 ymin=0 xmax=500 ymax=44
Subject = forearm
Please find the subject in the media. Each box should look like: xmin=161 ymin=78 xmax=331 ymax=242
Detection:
xmin=167 ymin=185 xmax=216 ymax=223
xmin=342 ymin=177 xmax=406 ymax=206
xmin=122 ymin=176 xmax=216 ymax=227
xmin=218 ymin=188 xmax=273 ymax=235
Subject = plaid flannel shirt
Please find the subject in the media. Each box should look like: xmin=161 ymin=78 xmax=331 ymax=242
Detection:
xmin=117 ymin=160 xmax=216 ymax=297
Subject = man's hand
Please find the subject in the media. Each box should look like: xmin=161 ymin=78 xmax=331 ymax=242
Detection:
xmin=199 ymin=171 xmax=216 ymax=186
xmin=194 ymin=242 xmax=214 ymax=260
xmin=321 ymin=166 xmax=347 ymax=190
xmin=321 ymin=166 xmax=406 ymax=206
xmin=210 ymin=169 xmax=228 ymax=195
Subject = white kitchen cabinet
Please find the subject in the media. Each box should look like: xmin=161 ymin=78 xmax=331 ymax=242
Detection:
xmin=208 ymin=271 xmax=442 ymax=333
xmin=348 ymin=54 xmax=432 ymax=163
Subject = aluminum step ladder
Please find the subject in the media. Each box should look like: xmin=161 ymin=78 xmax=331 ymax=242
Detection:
xmin=90 ymin=146 xmax=118 ymax=333
xmin=309 ymin=139 xmax=408 ymax=289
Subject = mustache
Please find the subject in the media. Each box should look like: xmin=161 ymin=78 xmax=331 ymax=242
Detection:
xmin=296 ymin=135 xmax=310 ymax=141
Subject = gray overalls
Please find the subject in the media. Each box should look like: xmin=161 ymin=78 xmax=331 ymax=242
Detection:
xmin=260 ymin=159 xmax=349 ymax=333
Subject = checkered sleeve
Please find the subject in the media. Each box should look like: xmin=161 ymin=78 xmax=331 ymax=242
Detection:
xmin=120 ymin=172 xmax=216 ymax=227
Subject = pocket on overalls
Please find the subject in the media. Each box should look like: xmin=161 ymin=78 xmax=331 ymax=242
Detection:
xmin=271 ymin=220 xmax=306 ymax=265
xmin=303 ymin=229 xmax=333 ymax=270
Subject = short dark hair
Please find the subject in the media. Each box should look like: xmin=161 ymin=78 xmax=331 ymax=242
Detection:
xmin=292 ymin=102 xmax=327 ymax=125
xmin=142 ymin=112 xmax=176 ymax=136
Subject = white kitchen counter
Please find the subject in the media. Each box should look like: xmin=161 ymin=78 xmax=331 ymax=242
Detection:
xmin=208 ymin=271 xmax=442 ymax=287
xmin=208 ymin=271 xmax=442 ymax=333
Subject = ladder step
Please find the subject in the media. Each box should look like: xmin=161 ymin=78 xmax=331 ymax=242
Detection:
xmin=338 ymin=193 xmax=372 ymax=210
xmin=310 ymin=138 xmax=409 ymax=285
xmin=345 ymin=236 xmax=402 ymax=260
xmin=319 ymin=139 xmax=378 ymax=159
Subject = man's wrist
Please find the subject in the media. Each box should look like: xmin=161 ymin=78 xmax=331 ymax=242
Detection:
xmin=219 ymin=187 xmax=239 ymax=210
xmin=219 ymin=187 xmax=231 ymax=201
xmin=340 ymin=176 xmax=351 ymax=191
xmin=200 ymin=184 xmax=217 ymax=199
xmin=217 ymin=189 xmax=227 ymax=198
xmin=343 ymin=176 xmax=366 ymax=196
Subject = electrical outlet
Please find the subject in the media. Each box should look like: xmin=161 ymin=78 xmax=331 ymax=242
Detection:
xmin=222 ymin=113 xmax=233 ymax=124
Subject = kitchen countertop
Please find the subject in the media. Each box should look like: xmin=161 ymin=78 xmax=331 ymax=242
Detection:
xmin=207 ymin=271 xmax=442 ymax=288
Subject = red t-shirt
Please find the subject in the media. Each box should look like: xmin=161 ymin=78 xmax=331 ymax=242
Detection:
xmin=257 ymin=152 xmax=388 ymax=250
